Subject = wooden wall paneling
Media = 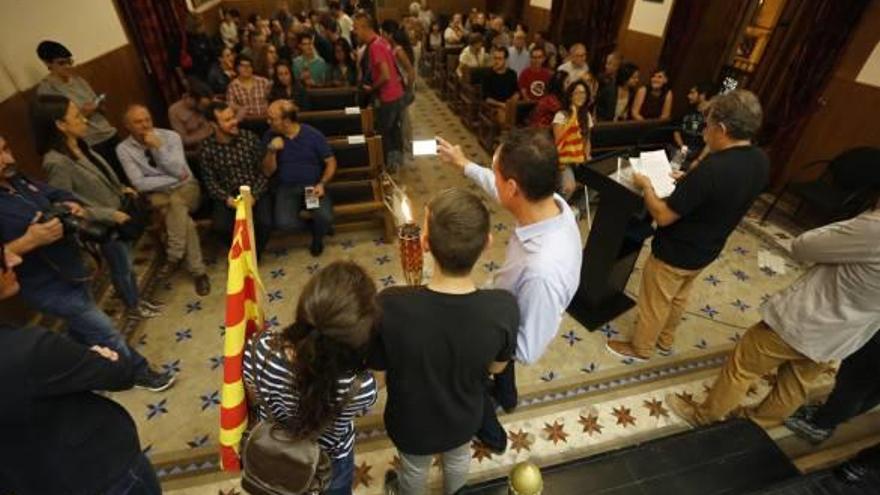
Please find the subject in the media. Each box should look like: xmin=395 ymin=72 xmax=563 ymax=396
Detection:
xmin=617 ymin=30 xmax=663 ymax=79
xmin=521 ymin=5 xmax=551 ymax=34
xmin=784 ymin=0 xmax=880 ymax=184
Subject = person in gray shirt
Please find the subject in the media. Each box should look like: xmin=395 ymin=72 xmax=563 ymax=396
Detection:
xmin=35 ymin=40 xmax=128 ymax=186
xmin=667 ymin=205 xmax=880 ymax=429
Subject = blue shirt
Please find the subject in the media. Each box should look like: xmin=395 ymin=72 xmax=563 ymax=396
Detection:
xmin=115 ymin=128 xmax=193 ymax=193
xmin=0 ymin=175 xmax=88 ymax=300
xmin=465 ymin=163 xmax=583 ymax=364
xmin=263 ymin=124 xmax=333 ymax=186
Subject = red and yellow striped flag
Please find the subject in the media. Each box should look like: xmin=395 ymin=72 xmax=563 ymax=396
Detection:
xmin=219 ymin=189 xmax=265 ymax=471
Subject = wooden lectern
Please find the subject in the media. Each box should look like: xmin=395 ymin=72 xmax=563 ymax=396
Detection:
xmin=567 ymin=152 xmax=652 ymax=330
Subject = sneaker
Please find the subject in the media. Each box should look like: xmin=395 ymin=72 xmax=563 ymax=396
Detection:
xmin=383 ymin=470 xmax=400 ymax=495
xmin=134 ymin=369 xmax=176 ymax=392
xmin=309 ymin=236 xmax=325 ymax=257
xmin=834 ymin=459 xmax=870 ymax=485
xmin=784 ymin=416 xmax=832 ymax=444
xmin=127 ymin=306 xmax=160 ymax=321
xmin=605 ymin=340 xmax=649 ymax=362
xmin=139 ymin=299 xmax=165 ymax=312
xmin=790 ymin=404 xmax=821 ymax=421
xmin=656 ymin=344 xmax=674 ymax=357
xmin=194 ymin=274 xmax=211 ymax=296
xmin=665 ymin=393 xmax=701 ymax=428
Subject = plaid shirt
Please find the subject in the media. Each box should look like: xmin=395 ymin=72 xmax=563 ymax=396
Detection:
xmin=198 ymin=130 xmax=269 ymax=202
xmin=225 ymin=76 xmax=271 ymax=119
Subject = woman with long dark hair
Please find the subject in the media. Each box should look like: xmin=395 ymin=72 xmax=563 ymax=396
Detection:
xmin=268 ymin=60 xmax=308 ymax=109
xmin=328 ymin=38 xmax=357 ymax=87
xmin=553 ymin=80 xmax=594 ymax=198
xmin=32 ymin=94 xmax=160 ymax=322
xmin=614 ymin=62 xmax=640 ymax=121
xmin=632 ymin=67 xmax=672 ymax=120
xmin=207 ymin=46 xmax=238 ymax=94
xmin=243 ymin=261 xmax=379 ymax=495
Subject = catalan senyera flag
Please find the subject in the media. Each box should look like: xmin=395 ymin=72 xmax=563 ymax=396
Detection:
xmin=555 ymin=113 xmax=587 ymax=166
xmin=219 ymin=191 xmax=266 ymax=471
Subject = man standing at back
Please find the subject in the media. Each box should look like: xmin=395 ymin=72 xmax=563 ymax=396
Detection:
xmin=438 ymin=129 xmax=582 ymax=452
xmin=371 ymin=188 xmax=519 ymax=494
xmin=353 ymin=12 xmax=406 ymax=171
xmin=606 ymin=90 xmax=769 ymax=361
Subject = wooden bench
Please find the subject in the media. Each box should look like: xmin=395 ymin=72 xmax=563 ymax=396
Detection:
xmin=324 ymin=179 xmax=394 ymax=242
xmin=298 ymin=107 xmax=374 ymax=138
xmin=457 ymin=66 xmax=491 ymax=131
xmin=328 ymin=136 xmax=384 ymax=181
xmin=304 ymin=87 xmax=360 ymax=111
xmin=477 ymin=100 xmax=537 ymax=153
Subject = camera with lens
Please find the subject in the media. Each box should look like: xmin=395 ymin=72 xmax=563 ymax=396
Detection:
xmin=42 ymin=204 xmax=115 ymax=244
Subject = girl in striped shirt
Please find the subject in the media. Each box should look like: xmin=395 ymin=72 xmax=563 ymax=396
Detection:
xmin=244 ymin=261 xmax=379 ymax=495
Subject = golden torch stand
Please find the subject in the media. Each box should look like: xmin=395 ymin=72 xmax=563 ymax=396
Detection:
xmin=398 ymin=223 xmax=423 ymax=286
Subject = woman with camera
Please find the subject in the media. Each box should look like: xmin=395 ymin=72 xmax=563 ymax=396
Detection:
xmin=242 ymin=261 xmax=379 ymax=495
xmin=33 ymin=94 xmax=160 ymax=322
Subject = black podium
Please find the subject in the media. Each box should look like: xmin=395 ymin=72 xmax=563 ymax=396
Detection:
xmin=567 ymin=152 xmax=648 ymax=330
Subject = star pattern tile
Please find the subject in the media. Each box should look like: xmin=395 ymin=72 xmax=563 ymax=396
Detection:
xmin=543 ymin=420 xmax=569 ymax=444
xmin=643 ymin=398 xmax=669 ymax=419
xmin=353 ymin=461 xmax=373 ymax=488
xmin=508 ymin=429 xmax=533 ymax=453
xmin=578 ymin=413 xmax=604 ymax=436
xmin=611 ymin=406 xmax=637 ymax=427
xmin=471 ymin=441 xmax=494 ymax=463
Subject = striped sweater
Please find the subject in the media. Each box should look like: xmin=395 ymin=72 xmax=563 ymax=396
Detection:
xmin=242 ymin=331 xmax=378 ymax=459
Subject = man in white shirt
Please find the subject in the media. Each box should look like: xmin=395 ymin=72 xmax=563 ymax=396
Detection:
xmin=558 ymin=43 xmax=591 ymax=88
xmin=438 ymin=129 xmax=582 ymax=453
xmin=506 ymin=30 xmax=530 ymax=76
xmin=457 ymin=33 xmax=487 ymax=78
xmin=444 ymin=13 xmax=465 ymax=46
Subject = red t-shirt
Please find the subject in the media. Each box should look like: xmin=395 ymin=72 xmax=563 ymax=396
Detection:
xmin=518 ymin=67 xmax=552 ymax=101
xmin=529 ymin=95 xmax=561 ymax=128
xmin=367 ymin=36 xmax=404 ymax=103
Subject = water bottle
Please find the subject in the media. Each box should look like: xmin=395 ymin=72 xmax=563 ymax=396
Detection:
xmin=670 ymin=145 xmax=688 ymax=172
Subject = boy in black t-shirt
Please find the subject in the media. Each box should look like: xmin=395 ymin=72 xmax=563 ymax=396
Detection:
xmin=482 ymin=46 xmax=520 ymax=126
xmin=673 ymin=82 xmax=713 ymax=169
xmin=370 ymin=188 xmax=519 ymax=495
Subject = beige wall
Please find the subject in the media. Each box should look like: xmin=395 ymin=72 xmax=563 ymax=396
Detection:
xmin=0 ymin=0 xmax=129 ymax=101
xmin=627 ymin=0 xmax=674 ymax=38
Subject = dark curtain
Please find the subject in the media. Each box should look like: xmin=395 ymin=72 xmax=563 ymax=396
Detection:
xmin=750 ymin=0 xmax=870 ymax=184
xmin=117 ymin=0 xmax=189 ymax=106
xmin=550 ymin=0 xmax=628 ymax=69
xmin=658 ymin=0 xmax=711 ymax=81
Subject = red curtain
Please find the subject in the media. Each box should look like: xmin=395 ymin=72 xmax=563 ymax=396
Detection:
xmin=749 ymin=0 xmax=870 ymax=184
xmin=117 ymin=0 xmax=189 ymax=105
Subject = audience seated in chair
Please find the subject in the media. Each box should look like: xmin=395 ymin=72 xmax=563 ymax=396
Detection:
xmin=553 ymin=80 xmax=594 ymax=199
xmin=328 ymin=38 xmax=358 ymax=87
xmin=518 ymin=45 xmax=552 ymax=102
xmin=632 ymin=67 xmax=673 ymax=121
xmin=529 ymin=31 xmax=558 ymax=69
xmin=115 ymin=105 xmax=210 ymax=296
xmin=595 ymin=52 xmax=622 ymax=122
xmin=168 ymin=78 xmax=214 ymax=157
xmin=444 ymin=13 xmax=465 ymax=47
xmin=36 ymin=40 xmax=129 ymax=187
xmin=293 ymin=30 xmax=330 ymax=87
xmin=673 ymin=81 xmax=714 ymax=169
xmin=268 ymin=60 xmax=308 ymax=109
xmin=528 ymin=70 xmax=566 ymax=128
xmin=262 ymin=99 xmax=337 ymax=257
xmin=507 ymin=30 xmax=530 ymax=76
xmin=254 ymin=43 xmax=280 ymax=79
xmin=457 ymin=33 xmax=488 ymax=78
xmin=613 ymin=62 xmax=640 ymax=122
xmin=199 ymin=102 xmax=273 ymax=255
xmin=558 ymin=43 xmax=591 ymax=89
xmin=482 ymin=46 xmax=520 ymax=126
xmin=227 ymin=54 xmax=272 ymax=135
xmin=207 ymin=46 xmax=237 ymax=94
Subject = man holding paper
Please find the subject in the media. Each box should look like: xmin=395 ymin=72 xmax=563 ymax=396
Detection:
xmin=607 ymin=90 xmax=769 ymax=361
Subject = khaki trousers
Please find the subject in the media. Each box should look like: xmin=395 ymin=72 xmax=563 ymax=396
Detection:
xmin=148 ymin=180 xmax=205 ymax=275
xmin=632 ymin=254 xmax=702 ymax=357
xmin=696 ymin=321 xmax=832 ymax=427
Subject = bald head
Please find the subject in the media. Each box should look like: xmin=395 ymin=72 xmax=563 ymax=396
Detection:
xmin=267 ymin=98 xmax=298 ymax=133
xmin=569 ymin=43 xmax=587 ymax=68
xmin=123 ymin=104 xmax=154 ymax=140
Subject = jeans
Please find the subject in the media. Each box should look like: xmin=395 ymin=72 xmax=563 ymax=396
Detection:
xmin=812 ymin=330 xmax=880 ymax=430
xmin=104 ymin=453 xmax=162 ymax=495
xmin=27 ymin=283 xmax=149 ymax=374
xmin=376 ymin=97 xmax=404 ymax=169
xmin=211 ymin=196 xmax=274 ymax=255
xmin=100 ymin=240 xmax=139 ymax=309
xmin=395 ymin=443 xmax=471 ymax=495
xmin=323 ymin=450 xmax=354 ymax=495
xmin=274 ymin=184 xmax=334 ymax=238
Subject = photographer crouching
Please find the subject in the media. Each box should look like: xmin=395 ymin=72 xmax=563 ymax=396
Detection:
xmin=0 ymin=134 xmax=173 ymax=391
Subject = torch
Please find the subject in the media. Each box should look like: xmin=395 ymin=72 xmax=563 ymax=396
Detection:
xmin=397 ymin=197 xmax=423 ymax=286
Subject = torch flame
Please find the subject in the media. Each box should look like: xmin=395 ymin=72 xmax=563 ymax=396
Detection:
xmin=401 ymin=196 xmax=413 ymax=224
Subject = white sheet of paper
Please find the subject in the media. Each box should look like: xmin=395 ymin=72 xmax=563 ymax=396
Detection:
xmin=347 ymin=134 xmax=366 ymax=145
xmin=632 ymin=150 xmax=676 ymax=198
xmin=758 ymin=250 xmax=787 ymax=275
xmin=412 ymin=139 xmax=438 ymax=156
xmin=344 ymin=106 xmax=361 ymax=115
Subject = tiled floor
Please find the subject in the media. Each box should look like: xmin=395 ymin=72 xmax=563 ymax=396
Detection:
xmin=102 ymin=86 xmax=817 ymax=493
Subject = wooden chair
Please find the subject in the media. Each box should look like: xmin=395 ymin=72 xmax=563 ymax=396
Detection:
xmin=327 ymin=136 xmax=384 ymax=181
xmin=298 ymin=107 xmax=374 ymax=139
xmin=305 ymin=87 xmax=360 ymax=111
xmin=458 ymin=67 xmax=491 ymax=131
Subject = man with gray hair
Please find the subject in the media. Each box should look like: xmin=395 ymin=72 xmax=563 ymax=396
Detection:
xmin=606 ymin=89 xmax=769 ymax=361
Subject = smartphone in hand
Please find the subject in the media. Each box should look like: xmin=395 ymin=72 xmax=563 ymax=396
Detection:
xmin=304 ymin=186 xmax=320 ymax=210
